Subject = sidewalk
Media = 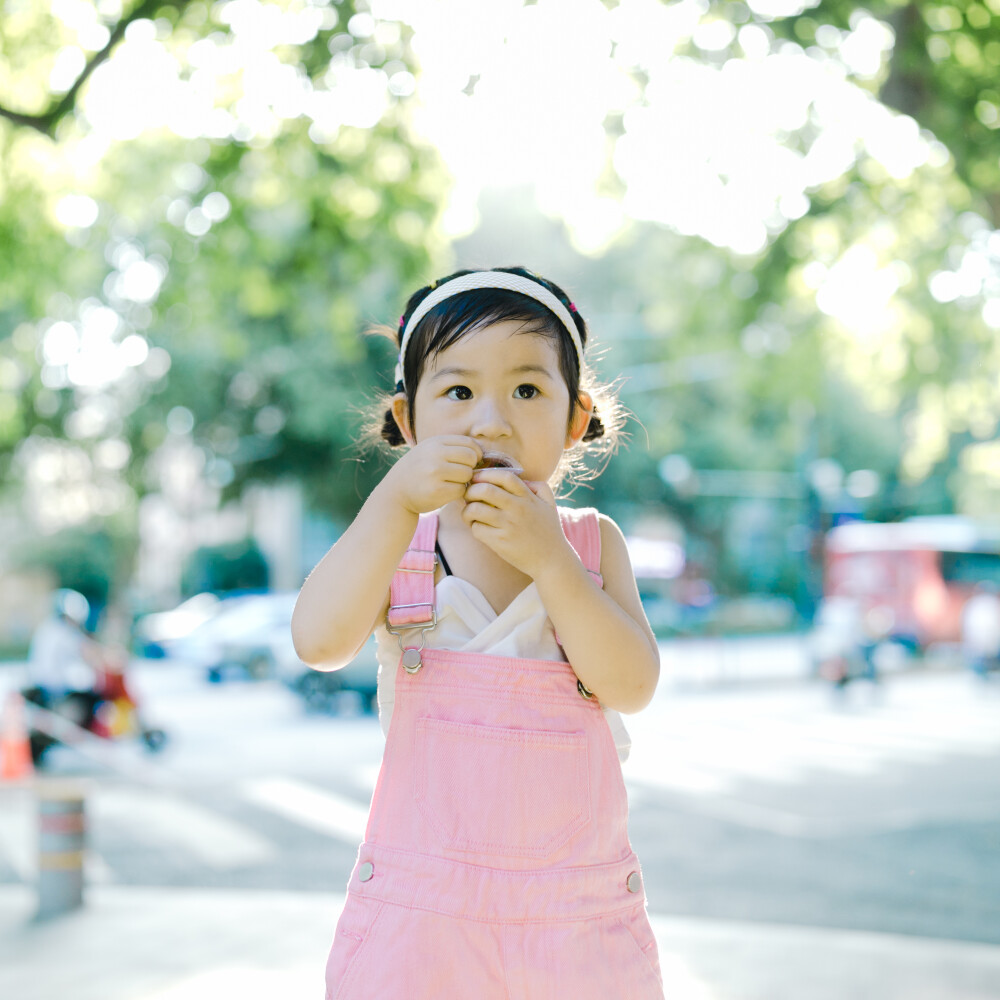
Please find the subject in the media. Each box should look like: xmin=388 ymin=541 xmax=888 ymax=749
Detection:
xmin=2 ymin=883 xmax=1000 ymax=1000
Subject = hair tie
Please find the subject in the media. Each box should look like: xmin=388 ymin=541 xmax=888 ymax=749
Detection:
xmin=394 ymin=271 xmax=584 ymax=391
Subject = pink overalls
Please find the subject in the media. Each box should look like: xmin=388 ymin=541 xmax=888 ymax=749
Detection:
xmin=325 ymin=508 xmax=664 ymax=999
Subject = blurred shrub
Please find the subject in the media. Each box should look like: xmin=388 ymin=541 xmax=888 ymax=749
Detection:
xmin=182 ymin=538 xmax=269 ymax=596
xmin=12 ymin=528 xmax=114 ymax=630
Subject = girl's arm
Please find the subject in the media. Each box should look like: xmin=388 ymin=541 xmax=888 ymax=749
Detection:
xmin=292 ymin=435 xmax=482 ymax=669
xmin=533 ymin=514 xmax=660 ymax=714
xmin=291 ymin=485 xmax=417 ymax=670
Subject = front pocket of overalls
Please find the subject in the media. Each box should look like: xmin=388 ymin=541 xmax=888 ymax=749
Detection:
xmin=415 ymin=717 xmax=590 ymax=858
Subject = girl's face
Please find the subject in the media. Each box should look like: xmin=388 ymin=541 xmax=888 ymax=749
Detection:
xmin=393 ymin=320 xmax=591 ymax=483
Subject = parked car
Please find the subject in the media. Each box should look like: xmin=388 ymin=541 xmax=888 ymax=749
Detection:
xmin=136 ymin=590 xmax=379 ymax=710
xmin=192 ymin=592 xmax=303 ymax=682
xmin=160 ymin=592 xmax=288 ymax=679
xmin=133 ymin=592 xmax=225 ymax=658
xmin=279 ymin=636 xmax=380 ymax=715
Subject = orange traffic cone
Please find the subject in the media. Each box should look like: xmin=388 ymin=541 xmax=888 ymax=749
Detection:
xmin=1 ymin=690 xmax=34 ymax=781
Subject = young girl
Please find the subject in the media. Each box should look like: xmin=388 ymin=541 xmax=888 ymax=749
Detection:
xmin=292 ymin=266 xmax=664 ymax=999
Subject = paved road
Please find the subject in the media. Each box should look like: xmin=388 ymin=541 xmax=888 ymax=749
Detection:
xmin=2 ymin=655 xmax=998 ymax=947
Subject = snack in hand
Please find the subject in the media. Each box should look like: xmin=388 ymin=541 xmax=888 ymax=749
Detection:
xmin=474 ymin=451 xmax=524 ymax=477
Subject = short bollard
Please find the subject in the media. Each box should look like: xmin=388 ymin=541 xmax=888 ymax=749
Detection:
xmin=37 ymin=782 xmax=87 ymax=918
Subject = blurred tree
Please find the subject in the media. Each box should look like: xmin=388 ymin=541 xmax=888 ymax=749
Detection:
xmin=181 ymin=538 xmax=269 ymax=596
xmin=11 ymin=526 xmax=117 ymax=620
xmin=0 ymin=0 xmax=447 ymax=537
xmin=3 ymin=0 xmax=999 ymax=610
xmin=673 ymin=0 xmax=1000 ymax=493
xmin=764 ymin=0 xmax=1000 ymax=226
xmin=573 ymin=0 xmax=1000 ymax=584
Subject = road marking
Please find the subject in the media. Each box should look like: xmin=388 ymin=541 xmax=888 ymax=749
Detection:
xmin=623 ymin=753 xmax=732 ymax=794
xmin=93 ymin=787 xmax=276 ymax=870
xmin=622 ymin=680 xmax=1000 ymax=806
xmin=240 ymin=777 xmax=369 ymax=844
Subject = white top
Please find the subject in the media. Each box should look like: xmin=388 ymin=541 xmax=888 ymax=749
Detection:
xmin=27 ymin=618 xmax=94 ymax=694
xmin=962 ymin=592 xmax=1000 ymax=656
xmin=375 ymin=575 xmax=631 ymax=762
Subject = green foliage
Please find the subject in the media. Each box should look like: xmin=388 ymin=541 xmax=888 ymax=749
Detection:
xmin=3 ymin=0 xmax=1000 ymax=608
xmin=181 ymin=538 xmax=269 ymax=595
xmin=11 ymin=527 xmax=116 ymax=610
xmin=0 ymin=0 xmax=448 ymax=535
xmin=696 ymin=0 xmax=1000 ymax=224
xmin=588 ymin=0 xmax=1000 ymax=560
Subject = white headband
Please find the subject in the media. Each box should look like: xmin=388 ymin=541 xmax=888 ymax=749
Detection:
xmin=394 ymin=271 xmax=584 ymax=390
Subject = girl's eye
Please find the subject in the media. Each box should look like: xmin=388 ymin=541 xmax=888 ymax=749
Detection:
xmin=446 ymin=385 xmax=472 ymax=401
xmin=515 ymin=384 xmax=538 ymax=399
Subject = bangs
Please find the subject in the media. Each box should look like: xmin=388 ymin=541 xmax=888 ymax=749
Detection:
xmin=403 ymin=290 xmax=579 ymax=396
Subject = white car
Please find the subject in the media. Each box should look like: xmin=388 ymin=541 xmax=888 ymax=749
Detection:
xmin=166 ymin=592 xmax=297 ymax=678
xmin=194 ymin=592 xmax=379 ymax=712
xmin=141 ymin=591 xmax=379 ymax=710
xmin=134 ymin=592 xmax=224 ymax=658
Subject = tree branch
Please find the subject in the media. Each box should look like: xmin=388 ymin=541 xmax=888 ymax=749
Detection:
xmin=0 ymin=0 xmax=189 ymax=137
xmin=879 ymin=3 xmax=927 ymax=121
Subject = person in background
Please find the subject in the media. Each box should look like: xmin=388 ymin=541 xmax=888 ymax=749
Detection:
xmin=961 ymin=581 xmax=1000 ymax=681
xmin=24 ymin=589 xmax=102 ymax=725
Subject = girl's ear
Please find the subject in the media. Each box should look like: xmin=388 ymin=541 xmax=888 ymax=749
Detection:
xmin=565 ymin=390 xmax=593 ymax=448
xmin=390 ymin=393 xmax=416 ymax=445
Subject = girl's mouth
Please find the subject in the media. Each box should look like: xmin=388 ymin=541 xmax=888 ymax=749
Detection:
xmin=475 ymin=451 xmax=524 ymax=477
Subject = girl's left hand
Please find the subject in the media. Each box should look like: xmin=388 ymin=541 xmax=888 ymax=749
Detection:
xmin=461 ymin=470 xmax=569 ymax=579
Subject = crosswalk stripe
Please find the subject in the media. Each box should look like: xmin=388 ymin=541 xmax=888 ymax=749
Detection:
xmin=624 ymin=757 xmax=731 ymax=795
xmin=623 ymin=691 xmax=1000 ymax=793
xmin=93 ymin=787 xmax=276 ymax=870
xmin=240 ymin=777 xmax=369 ymax=845
xmin=0 ymin=676 xmax=994 ymax=876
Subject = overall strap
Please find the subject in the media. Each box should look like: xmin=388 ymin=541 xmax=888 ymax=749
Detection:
xmin=387 ymin=512 xmax=439 ymax=629
xmin=558 ymin=506 xmax=603 ymax=588
xmin=386 ymin=513 xmax=439 ymax=674
xmin=556 ymin=506 xmax=604 ymax=700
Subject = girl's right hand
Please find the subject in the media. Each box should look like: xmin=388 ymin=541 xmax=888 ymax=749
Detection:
xmin=381 ymin=435 xmax=482 ymax=515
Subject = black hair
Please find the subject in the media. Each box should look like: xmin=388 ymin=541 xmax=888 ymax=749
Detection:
xmin=382 ymin=266 xmax=604 ymax=442
xmin=369 ymin=265 xmax=625 ymax=488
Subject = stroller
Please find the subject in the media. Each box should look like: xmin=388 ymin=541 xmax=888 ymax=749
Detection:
xmin=24 ymin=645 xmax=167 ymax=766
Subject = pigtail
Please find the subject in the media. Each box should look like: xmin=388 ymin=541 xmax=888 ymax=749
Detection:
xmin=583 ymin=411 xmax=606 ymax=442
xmin=381 ymin=407 xmax=406 ymax=446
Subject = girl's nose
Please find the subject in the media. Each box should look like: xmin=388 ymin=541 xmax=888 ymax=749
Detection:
xmin=469 ymin=395 xmax=511 ymax=438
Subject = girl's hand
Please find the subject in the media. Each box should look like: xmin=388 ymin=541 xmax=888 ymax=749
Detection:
xmin=381 ymin=435 xmax=483 ymax=516
xmin=461 ymin=471 xmax=571 ymax=579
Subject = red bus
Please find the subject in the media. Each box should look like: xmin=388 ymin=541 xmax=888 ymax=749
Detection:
xmin=824 ymin=516 xmax=1000 ymax=649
